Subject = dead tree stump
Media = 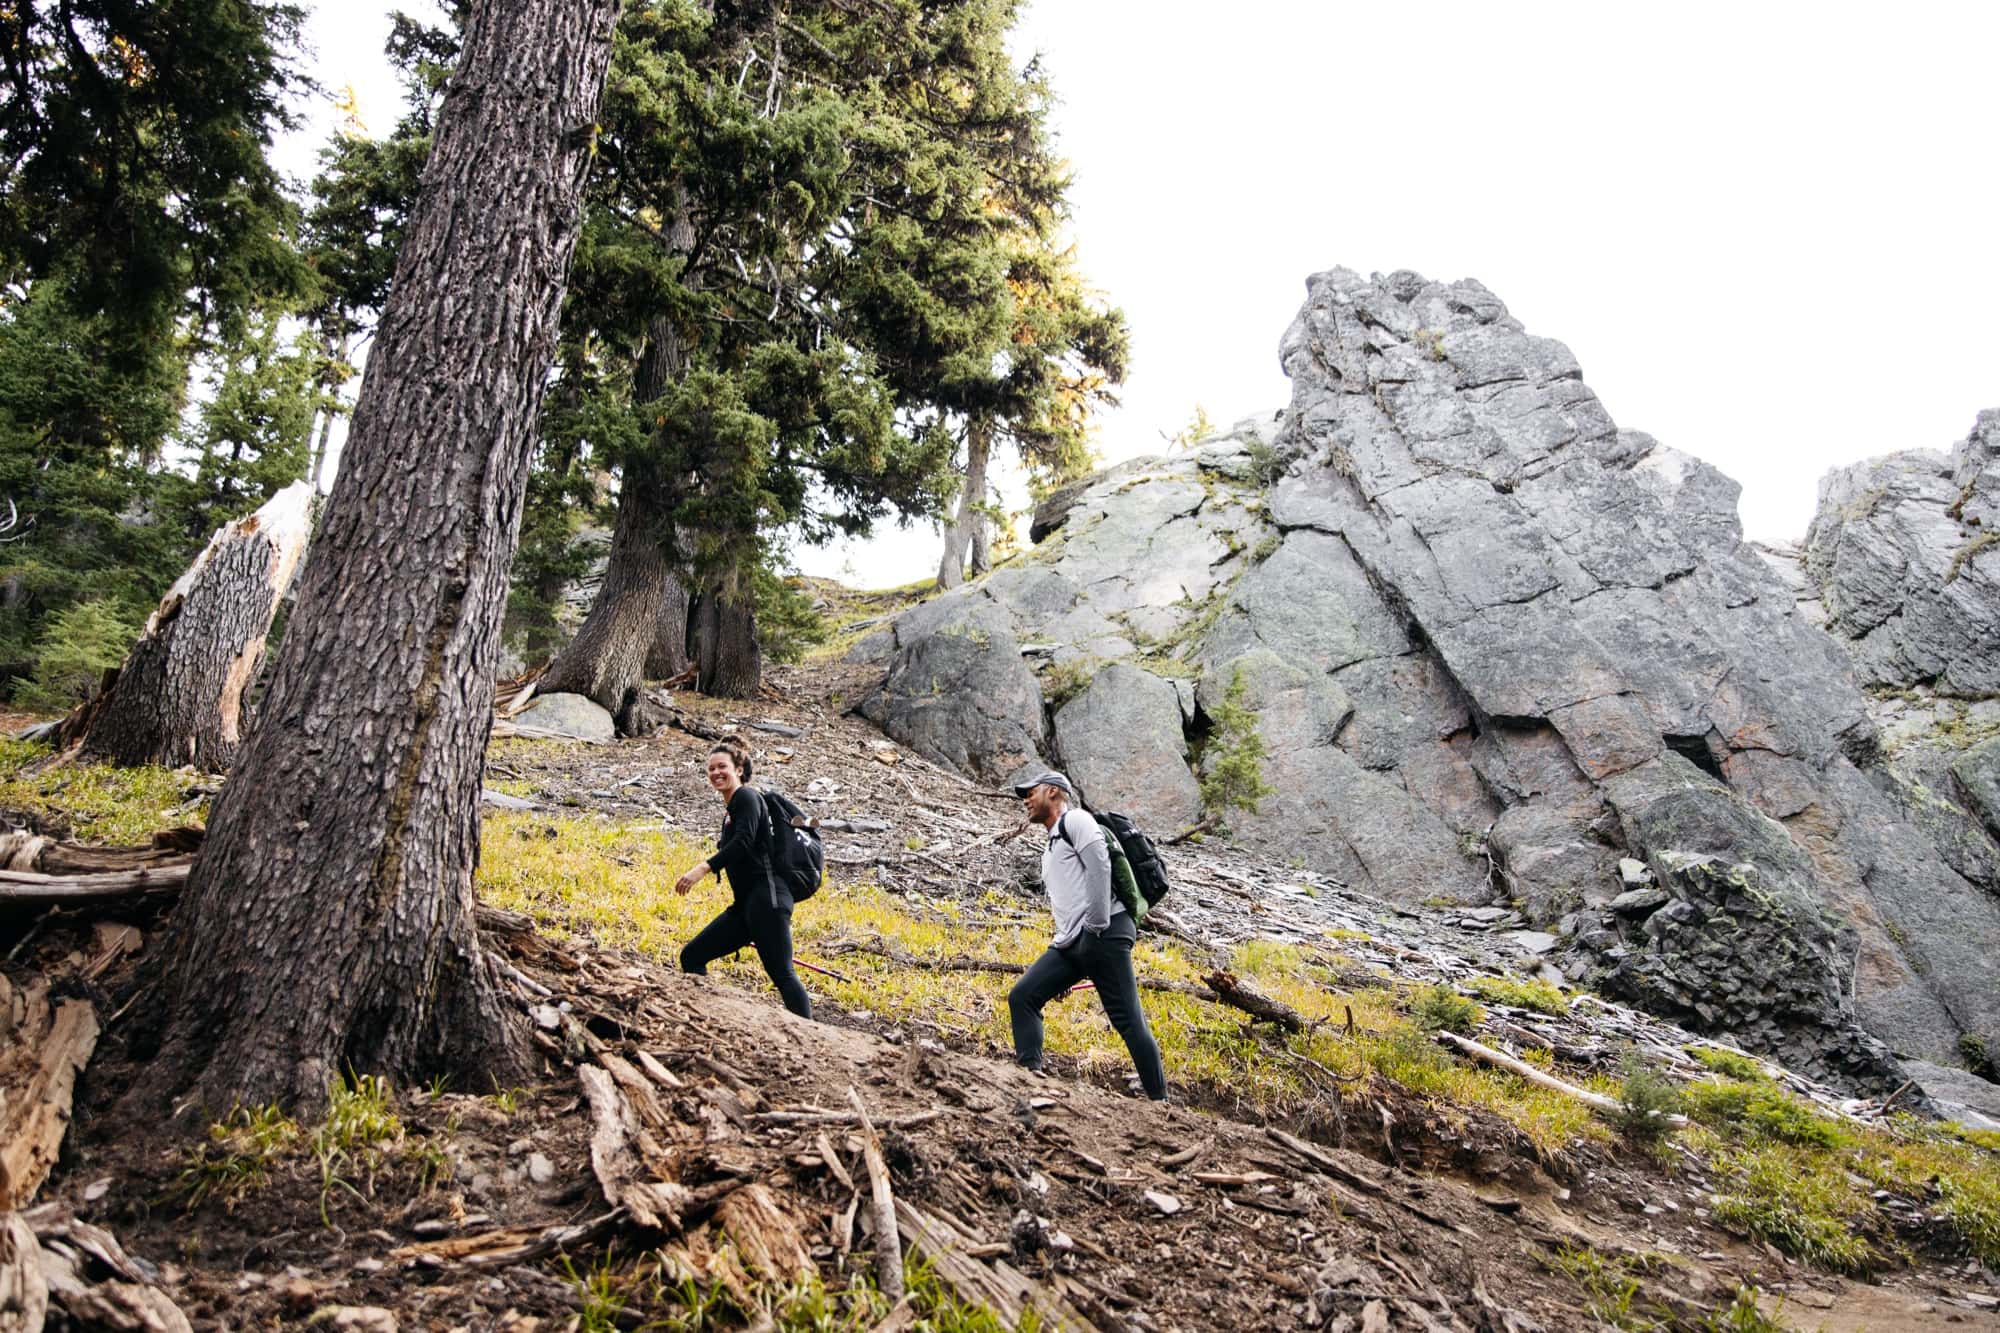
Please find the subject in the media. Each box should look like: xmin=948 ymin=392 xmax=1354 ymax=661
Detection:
xmin=57 ymin=482 xmax=313 ymax=770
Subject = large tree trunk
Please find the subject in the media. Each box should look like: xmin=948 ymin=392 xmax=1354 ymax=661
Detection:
xmin=966 ymin=421 xmax=994 ymax=577
xmin=137 ymin=0 xmax=621 ymax=1116
xmin=536 ymin=469 xmax=674 ymax=710
xmin=935 ymin=418 xmax=992 ymax=590
xmin=694 ymin=566 xmax=760 ymax=698
xmin=540 ymin=303 xmax=692 ymax=715
xmin=645 ymin=573 xmax=692 ymax=679
xmin=58 ymin=482 xmax=312 ymax=770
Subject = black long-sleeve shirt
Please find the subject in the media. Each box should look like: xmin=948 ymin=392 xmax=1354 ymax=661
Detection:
xmin=708 ymin=785 xmax=773 ymax=906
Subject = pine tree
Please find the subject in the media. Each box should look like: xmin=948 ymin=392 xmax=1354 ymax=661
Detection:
xmin=543 ymin=0 xmax=1118 ymax=706
xmin=169 ymin=314 xmax=323 ymax=542
xmin=0 ymin=0 xmax=316 ymax=357
xmin=0 ymin=279 xmax=191 ymax=688
xmin=138 ymin=0 xmax=622 ymax=1115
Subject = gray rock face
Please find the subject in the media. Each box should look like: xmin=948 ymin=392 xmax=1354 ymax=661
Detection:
xmin=851 ymin=273 xmax=2000 ymax=1095
xmin=513 ymin=692 xmax=616 ymax=742
xmin=858 ymin=600 xmax=1048 ymax=786
xmin=1952 ymin=738 xmax=2000 ymax=842
xmin=1804 ymin=420 xmax=2000 ymax=697
xmin=1052 ymin=663 xmax=1203 ymax=831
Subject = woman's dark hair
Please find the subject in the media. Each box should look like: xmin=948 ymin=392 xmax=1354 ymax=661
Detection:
xmin=710 ymin=734 xmax=754 ymax=782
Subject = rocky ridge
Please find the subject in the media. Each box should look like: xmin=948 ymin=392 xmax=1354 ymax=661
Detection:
xmin=849 ymin=267 xmax=2000 ymax=1111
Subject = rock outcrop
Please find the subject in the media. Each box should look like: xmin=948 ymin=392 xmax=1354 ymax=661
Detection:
xmin=849 ymin=268 xmax=2000 ymax=1102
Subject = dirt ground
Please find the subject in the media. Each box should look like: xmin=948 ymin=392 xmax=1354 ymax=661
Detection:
xmin=9 ymin=661 xmax=2000 ymax=1331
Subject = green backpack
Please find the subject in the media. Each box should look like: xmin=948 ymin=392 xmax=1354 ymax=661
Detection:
xmin=1054 ymin=810 xmax=1151 ymax=926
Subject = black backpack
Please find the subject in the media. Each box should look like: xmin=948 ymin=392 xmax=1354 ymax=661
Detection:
xmin=1054 ymin=809 xmax=1170 ymax=925
xmin=760 ymin=788 xmax=824 ymax=903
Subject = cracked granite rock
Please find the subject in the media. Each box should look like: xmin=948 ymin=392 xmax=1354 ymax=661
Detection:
xmin=848 ymin=269 xmax=2000 ymax=1094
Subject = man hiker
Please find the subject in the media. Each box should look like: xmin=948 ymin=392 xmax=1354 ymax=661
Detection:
xmin=1007 ymin=772 xmax=1168 ymax=1101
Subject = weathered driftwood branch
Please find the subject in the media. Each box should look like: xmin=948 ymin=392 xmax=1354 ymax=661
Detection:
xmin=390 ymin=1211 xmax=623 ymax=1269
xmin=847 ymin=1087 xmax=904 ymax=1304
xmin=0 ymin=863 xmax=192 ymax=905
xmin=1 ymin=991 xmax=100 ymax=1209
xmin=751 ymin=1107 xmax=942 ymax=1130
xmin=1266 ymin=1127 xmax=1388 ymax=1197
xmin=0 ymin=1212 xmax=47 ymax=1329
xmin=893 ymin=1199 xmax=1098 ymax=1332
xmin=10 ymin=1204 xmax=191 ymax=1331
xmin=1433 ymin=1031 xmax=1688 ymax=1127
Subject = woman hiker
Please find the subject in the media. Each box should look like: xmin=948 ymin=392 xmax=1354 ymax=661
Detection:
xmin=673 ymin=735 xmax=813 ymax=1019
xmin=1007 ymin=771 xmax=1168 ymax=1100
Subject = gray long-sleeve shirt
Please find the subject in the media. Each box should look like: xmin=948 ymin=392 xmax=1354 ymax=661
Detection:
xmin=1043 ymin=807 xmax=1114 ymax=948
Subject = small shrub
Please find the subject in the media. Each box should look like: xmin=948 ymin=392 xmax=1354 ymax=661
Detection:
xmin=1699 ymin=1287 xmax=1788 ymax=1332
xmin=1612 ymin=1051 xmax=1683 ymax=1144
xmin=1709 ymin=1142 xmax=1873 ymax=1272
xmin=1682 ymin=1078 xmax=1756 ymax=1127
xmin=1470 ymin=974 xmax=1569 ymax=1016
xmin=1408 ymin=984 xmax=1481 ymax=1035
xmin=176 ymin=1104 xmax=300 ymax=1209
xmin=14 ymin=598 xmax=138 ymax=712
xmin=1040 ymin=657 xmax=1095 ymax=711
xmin=1962 ymin=1033 xmax=1998 ymax=1081
xmin=1198 ymin=664 xmax=1275 ymax=824
xmin=1741 ymin=1086 xmax=1843 ymax=1150
xmin=1687 ymin=1045 xmax=1765 ymax=1082
xmin=752 ymin=565 xmax=830 ymax=664
xmin=1542 ymin=1244 xmax=1657 ymax=1330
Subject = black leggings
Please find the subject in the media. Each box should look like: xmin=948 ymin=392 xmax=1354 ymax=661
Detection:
xmin=679 ymin=893 xmax=812 ymax=1019
xmin=1008 ymin=918 xmax=1165 ymax=1099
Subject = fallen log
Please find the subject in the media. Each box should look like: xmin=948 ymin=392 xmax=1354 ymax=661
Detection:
xmin=578 ymin=1064 xmax=694 ymax=1231
xmin=1433 ymin=1031 xmax=1688 ymax=1128
xmin=1201 ymin=970 xmax=1307 ymax=1033
xmin=714 ymin=1183 xmax=815 ymax=1286
xmin=0 ymin=993 xmax=100 ymax=1209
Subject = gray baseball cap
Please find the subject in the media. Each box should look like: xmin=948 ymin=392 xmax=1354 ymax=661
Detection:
xmin=1012 ymin=771 xmax=1074 ymax=798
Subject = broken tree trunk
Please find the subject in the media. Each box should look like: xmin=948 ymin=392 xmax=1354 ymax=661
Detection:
xmin=55 ymin=482 xmax=313 ymax=770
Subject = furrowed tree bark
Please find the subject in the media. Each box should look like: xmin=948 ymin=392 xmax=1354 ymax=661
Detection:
xmin=694 ymin=565 xmax=760 ymax=698
xmin=541 ymin=305 xmax=692 ymax=714
xmin=57 ymin=482 xmax=312 ymax=770
xmin=537 ymin=466 xmax=677 ymax=712
xmin=137 ymin=0 xmax=622 ymax=1117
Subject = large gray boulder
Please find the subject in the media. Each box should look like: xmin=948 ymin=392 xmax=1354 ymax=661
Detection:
xmin=1051 ymin=663 xmax=1203 ymax=831
xmin=857 ymin=600 xmax=1048 ymax=786
xmin=1804 ymin=421 xmax=2000 ymax=697
xmin=849 ymin=272 xmax=2000 ymax=1094
xmin=513 ymin=692 xmax=615 ymax=742
xmin=1954 ymin=738 xmax=2000 ymax=841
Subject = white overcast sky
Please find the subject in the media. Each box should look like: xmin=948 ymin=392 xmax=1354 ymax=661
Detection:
xmin=284 ymin=1 xmax=2000 ymax=588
